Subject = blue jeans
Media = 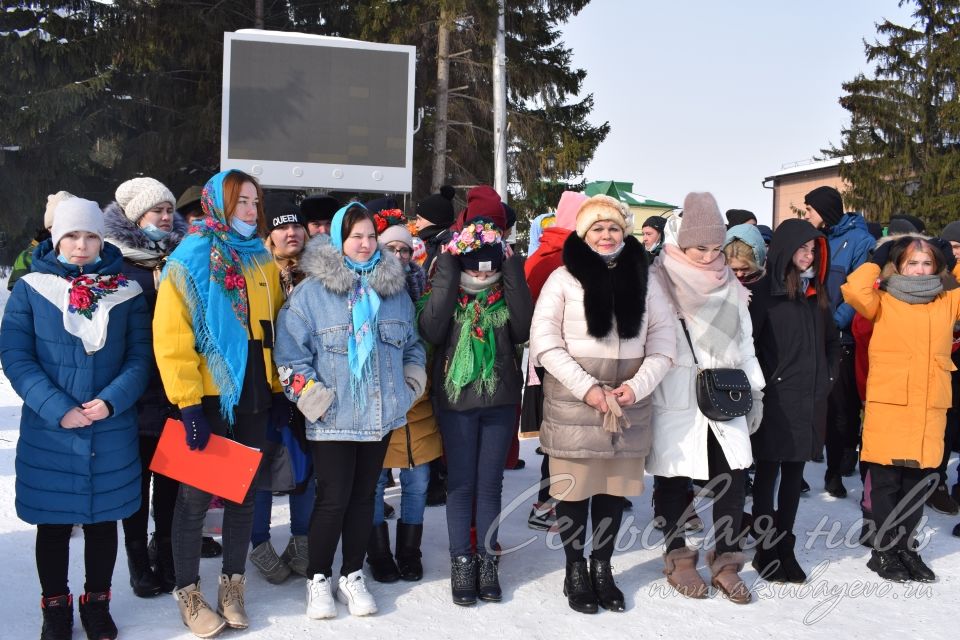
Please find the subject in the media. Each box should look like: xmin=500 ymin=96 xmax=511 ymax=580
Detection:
xmin=373 ymin=464 xmax=430 ymax=526
xmin=250 ymin=475 xmax=315 ymax=547
xmin=439 ymin=405 xmax=516 ymax=557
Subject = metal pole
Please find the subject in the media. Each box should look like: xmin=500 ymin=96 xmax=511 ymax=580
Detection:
xmin=492 ymin=0 xmax=508 ymax=201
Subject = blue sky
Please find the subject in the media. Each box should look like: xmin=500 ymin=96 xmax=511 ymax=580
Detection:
xmin=561 ymin=0 xmax=917 ymax=225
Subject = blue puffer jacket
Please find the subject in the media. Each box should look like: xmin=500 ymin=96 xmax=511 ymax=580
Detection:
xmin=273 ymin=237 xmax=426 ymax=442
xmin=825 ymin=213 xmax=875 ymax=342
xmin=0 ymin=240 xmax=152 ymax=525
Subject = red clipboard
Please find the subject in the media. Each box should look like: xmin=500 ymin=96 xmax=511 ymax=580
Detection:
xmin=149 ymin=418 xmax=263 ymax=504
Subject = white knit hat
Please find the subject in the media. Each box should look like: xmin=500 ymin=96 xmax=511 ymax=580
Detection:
xmin=44 ymin=191 xmax=75 ymax=230
xmin=52 ymin=198 xmax=105 ymax=250
xmin=379 ymin=223 xmax=414 ymax=249
xmin=115 ymin=177 xmax=176 ymax=223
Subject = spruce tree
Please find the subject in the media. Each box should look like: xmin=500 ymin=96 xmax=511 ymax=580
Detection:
xmin=831 ymin=0 xmax=960 ymax=229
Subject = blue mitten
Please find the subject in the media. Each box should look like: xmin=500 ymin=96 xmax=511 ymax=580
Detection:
xmin=181 ymin=404 xmax=212 ymax=451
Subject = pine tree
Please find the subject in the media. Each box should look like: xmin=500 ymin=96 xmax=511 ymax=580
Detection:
xmin=830 ymin=0 xmax=960 ymax=229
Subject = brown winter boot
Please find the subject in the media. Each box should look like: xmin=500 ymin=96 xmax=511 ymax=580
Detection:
xmin=662 ymin=547 xmax=708 ymax=599
xmin=707 ymin=550 xmax=751 ymax=604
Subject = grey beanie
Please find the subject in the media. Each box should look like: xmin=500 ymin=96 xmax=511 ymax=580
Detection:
xmin=940 ymin=221 xmax=960 ymax=244
xmin=678 ymin=192 xmax=726 ymax=248
xmin=52 ymin=198 xmax=105 ymax=250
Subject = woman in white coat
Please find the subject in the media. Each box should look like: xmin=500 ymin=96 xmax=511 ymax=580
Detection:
xmin=647 ymin=192 xmax=765 ymax=605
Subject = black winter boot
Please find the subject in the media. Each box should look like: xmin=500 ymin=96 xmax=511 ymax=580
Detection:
xmin=477 ymin=554 xmax=501 ymax=602
xmin=366 ymin=521 xmax=400 ymax=583
xmin=867 ymin=549 xmax=911 ymax=582
xmin=200 ymin=536 xmax=222 ymax=558
xmin=450 ymin=554 xmax=477 ymax=606
xmin=589 ymin=557 xmax=624 ymax=612
xmin=126 ymin=539 xmax=163 ymax=597
xmin=79 ymin=591 xmax=118 ymax=640
xmin=751 ymin=526 xmax=786 ymax=582
xmin=777 ymin=533 xmax=807 ymax=583
xmin=898 ymin=549 xmax=936 ymax=582
xmin=563 ymin=560 xmax=598 ymax=614
xmin=40 ymin=594 xmax=73 ymax=640
xmin=153 ymin=535 xmax=177 ymax=593
xmin=395 ymin=522 xmax=424 ymax=581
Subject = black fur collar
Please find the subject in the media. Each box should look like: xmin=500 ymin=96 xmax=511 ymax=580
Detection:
xmin=563 ymin=234 xmax=648 ymax=339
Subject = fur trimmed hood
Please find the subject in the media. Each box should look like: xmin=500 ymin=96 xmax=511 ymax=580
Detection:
xmin=562 ymin=233 xmax=648 ymax=339
xmin=299 ymin=234 xmax=407 ymax=297
xmin=102 ymin=201 xmax=188 ymax=253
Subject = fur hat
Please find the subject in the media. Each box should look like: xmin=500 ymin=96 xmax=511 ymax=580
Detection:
xmin=575 ymin=195 xmax=632 ymax=238
xmin=677 ymin=192 xmax=726 ymax=248
xmin=44 ymin=191 xmax=75 ymax=230
xmin=555 ymin=191 xmax=588 ymax=231
xmin=52 ymin=198 xmax=104 ymax=250
xmin=300 ymin=194 xmax=341 ymax=223
xmin=115 ymin=177 xmax=176 ymax=223
xmin=416 ymin=185 xmax=456 ymax=227
xmin=803 ymin=186 xmax=844 ymax=228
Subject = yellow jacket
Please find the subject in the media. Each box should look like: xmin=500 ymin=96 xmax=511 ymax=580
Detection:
xmin=842 ymin=262 xmax=960 ymax=468
xmin=383 ymin=372 xmax=442 ymax=468
xmin=154 ymin=260 xmax=284 ymax=409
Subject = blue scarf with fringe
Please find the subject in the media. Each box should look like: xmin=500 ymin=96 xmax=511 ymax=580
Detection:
xmin=162 ymin=170 xmax=270 ymax=423
xmin=330 ymin=204 xmax=382 ymax=407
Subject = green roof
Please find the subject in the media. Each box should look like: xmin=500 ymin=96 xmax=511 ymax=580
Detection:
xmin=584 ymin=180 xmax=676 ymax=209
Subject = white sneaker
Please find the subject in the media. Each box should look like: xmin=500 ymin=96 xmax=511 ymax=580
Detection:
xmin=336 ymin=569 xmax=378 ymax=616
xmin=306 ymin=574 xmax=337 ymax=619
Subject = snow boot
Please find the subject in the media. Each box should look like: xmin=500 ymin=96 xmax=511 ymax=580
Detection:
xmin=867 ymin=549 xmax=910 ymax=582
xmin=563 ymin=559 xmax=598 ymax=614
xmin=40 ymin=594 xmax=73 ymax=640
xmin=707 ymin=550 xmax=751 ymax=604
xmin=777 ymin=532 xmax=807 ymax=583
xmin=280 ymin=535 xmax=309 ymax=578
xmin=450 ymin=554 xmax=477 ymax=606
xmin=662 ymin=547 xmax=708 ymax=599
xmin=78 ymin=591 xmax=118 ymax=640
xmin=589 ymin=557 xmax=624 ymax=612
xmin=366 ymin=522 xmax=400 ymax=583
xmin=200 ymin=536 xmax=222 ymax=558
xmin=395 ymin=522 xmax=424 ymax=581
xmin=153 ymin=535 xmax=177 ymax=593
xmin=751 ymin=526 xmax=786 ymax=582
xmin=898 ymin=549 xmax=936 ymax=583
xmin=477 ymin=554 xmax=501 ymax=602
xmin=250 ymin=540 xmax=291 ymax=584
xmin=126 ymin=539 xmax=163 ymax=598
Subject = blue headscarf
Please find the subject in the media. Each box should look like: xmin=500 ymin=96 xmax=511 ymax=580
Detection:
xmin=330 ymin=203 xmax=382 ymax=406
xmin=725 ymin=223 xmax=767 ymax=267
xmin=162 ymin=170 xmax=271 ymax=423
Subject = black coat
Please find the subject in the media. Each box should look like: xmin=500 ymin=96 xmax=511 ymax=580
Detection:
xmin=748 ymin=219 xmax=841 ymax=461
xmin=418 ymin=252 xmax=533 ymax=412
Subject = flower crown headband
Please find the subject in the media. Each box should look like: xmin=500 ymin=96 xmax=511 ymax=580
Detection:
xmin=373 ymin=208 xmax=406 ymax=234
xmin=443 ymin=219 xmax=504 ymax=256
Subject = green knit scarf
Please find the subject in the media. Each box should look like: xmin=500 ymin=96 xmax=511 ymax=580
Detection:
xmin=445 ymin=283 xmax=509 ymax=402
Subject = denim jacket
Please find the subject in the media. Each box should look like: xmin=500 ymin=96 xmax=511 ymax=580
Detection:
xmin=273 ymin=237 xmax=426 ymax=442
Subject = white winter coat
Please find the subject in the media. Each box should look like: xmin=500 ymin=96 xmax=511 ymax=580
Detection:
xmin=645 ymin=265 xmax=766 ymax=479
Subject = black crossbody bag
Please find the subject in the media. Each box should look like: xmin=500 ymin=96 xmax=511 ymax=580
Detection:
xmin=678 ymin=316 xmax=752 ymax=422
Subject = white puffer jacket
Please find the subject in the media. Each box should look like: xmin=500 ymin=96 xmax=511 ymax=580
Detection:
xmin=530 ymin=266 xmax=676 ymax=459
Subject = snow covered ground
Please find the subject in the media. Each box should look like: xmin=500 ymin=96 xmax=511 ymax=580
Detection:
xmin=0 ymin=316 xmax=956 ymax=637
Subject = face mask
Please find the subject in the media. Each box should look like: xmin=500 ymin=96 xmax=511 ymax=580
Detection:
xmin=58 ymin=254 xmax=102 ymax=267
xmin=142 ymin=224 xmax=171 ymax=242
xmin=230 ymin=217 xmax=258 ymax=239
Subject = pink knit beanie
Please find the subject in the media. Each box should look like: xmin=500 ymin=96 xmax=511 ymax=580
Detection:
xmin=677 ymin=192 xmax=726 ymax=248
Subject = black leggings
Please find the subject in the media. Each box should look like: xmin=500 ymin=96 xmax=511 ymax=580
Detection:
xmin=654 ymin=430 xmax=746 ymax=554
xmin=555 ymin=493 xmax=625 ymax=564
xmin=122 ymin=434 xmax=179 ymax=544
xmin=752 ymin=460 xmax=806 ymax=536
xmin=307 ymin=436 xmax=390 ymax=578
xmin=36 ymin=521 xmax=118 ymax=597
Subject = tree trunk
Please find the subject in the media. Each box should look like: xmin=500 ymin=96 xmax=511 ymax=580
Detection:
xmin=431 ymin=7 xmax=451 ymax=193
xmin=254 ymin=0 xmax=264 ymax=28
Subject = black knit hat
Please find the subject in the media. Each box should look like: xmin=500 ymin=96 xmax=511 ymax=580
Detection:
xmin=941 ymin=221 xmax=960 ymax=244
xmin=300 ymin=195 xmax=341 ymax=223
xmin=458 ymin=241 xmax=504 ymax=272
xmin=265 ymin=194 xmax=305 ymax=232
xmin=803 ymin=186 xmax=844 ymax=228
xmin=642 ymin=215 xmax=666 ymax=233
xmin=725 ymin=209 xmax=757 ymax=227
xmin=416 ymin=185 xmax=456 ymax=227
xmin=365 ymin=196 xmax=399 ymax=214
xmin=889 ymin=213 xmax=926 ymax=234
